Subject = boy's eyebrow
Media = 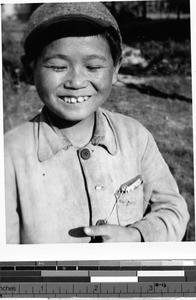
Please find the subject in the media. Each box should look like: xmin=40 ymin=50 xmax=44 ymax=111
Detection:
xmin=42 ymin=54 xmax=68 ymax=63
xmin=42 ymin=54 xmax=107 ymax=63
xmin=84 ymin=54 xmax=107 ymax=62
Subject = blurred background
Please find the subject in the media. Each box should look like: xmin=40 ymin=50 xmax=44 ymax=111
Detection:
xmin=2 ymin=0 xmax=194 ymax=241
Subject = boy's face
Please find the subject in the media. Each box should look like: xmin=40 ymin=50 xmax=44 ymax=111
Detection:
xmin=33 ymin=35 xmax=120 ymax=122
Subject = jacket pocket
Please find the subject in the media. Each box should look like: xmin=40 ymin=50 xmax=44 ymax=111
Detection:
xmin=116 ymin=184 xmax=144 ymax=226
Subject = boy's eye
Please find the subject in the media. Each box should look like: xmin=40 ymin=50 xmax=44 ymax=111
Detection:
xmin=86 ymin=66 xmax=103 ymax=71
xmin=51 ymin=66 xmax=67 ymax=72
xmin=44 ymin=65 xmax=67 ymax=72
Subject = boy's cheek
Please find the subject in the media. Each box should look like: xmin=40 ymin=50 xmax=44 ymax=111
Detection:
xmin=34 ymin=74 xmax=56 ymax=92
xmin=95 ymin=71 xmax=115 ymax=89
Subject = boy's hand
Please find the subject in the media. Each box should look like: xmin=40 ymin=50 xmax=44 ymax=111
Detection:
xmin=84 ymin=224 xmax=142 ymax=242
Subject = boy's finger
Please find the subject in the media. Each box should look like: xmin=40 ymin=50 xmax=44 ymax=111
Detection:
xmin=84 ymin=225 xmax=109 ymax=237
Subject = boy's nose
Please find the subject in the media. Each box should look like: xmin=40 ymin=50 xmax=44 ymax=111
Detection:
xmin=63 ymin=67 xmax=87 ymax=89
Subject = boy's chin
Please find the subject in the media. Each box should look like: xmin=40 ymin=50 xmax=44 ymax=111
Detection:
xmin=48 ymin=108 xmax=95 ymax=124
xmin=58 ymin=112 xmax=93 ymax=122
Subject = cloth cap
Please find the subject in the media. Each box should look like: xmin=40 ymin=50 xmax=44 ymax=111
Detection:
xmin=23 ymin=2 xmax=122 ymax=61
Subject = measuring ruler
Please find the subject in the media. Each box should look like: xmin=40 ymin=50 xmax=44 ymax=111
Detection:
xmin=0 ymin=260 xmax=196 ymax=297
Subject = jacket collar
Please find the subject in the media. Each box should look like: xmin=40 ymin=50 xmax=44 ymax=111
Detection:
xmin=91 ymin=108 xmax=117 ymax=155
xmin=37 ymin=106 xmax=117 ymax=162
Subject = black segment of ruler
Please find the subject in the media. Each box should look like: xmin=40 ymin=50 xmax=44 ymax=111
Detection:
xmin=0 ymin=277 xmax=43 ymax=282
xmin=139 ymin=266 xmax=162 ymax=270
xmin=58 ymin=266 xmax=77 ymax=270
xmin=120 ymin=266 xmax=142 ymax=270
xmin=0 ymin=271 xmax=41 ymax=277
xmin=78 ymin=266 xmax=98 ymax=270
xmin=0 ymin=267 xmax=15 ymax=271
xmin=184 ymin=266 xmax=196 ymax=270
xmin=35 ymin=266 xmax=56 ymax=270
xmin=0 ymin=276 xmax=90 ymax=283
xmin=16 ymin=266 xmax=35 ymax=270
xmin=99 ymin=266 xmax=120 ymax=270
xmin=161 ymin=266 xmax=184 ymax=270
xmin=139 ymin=276 xmax=186 ymax=282
xmin=43 ymin=277 xmax=90 ymax=282
xmin=185 ymin=271 xmax=196 ymax=276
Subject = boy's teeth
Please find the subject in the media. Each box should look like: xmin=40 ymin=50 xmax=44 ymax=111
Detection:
xmin=70 ymin=97 xmax=77 ymax=103
xmin=61 ymin=96 xmax=90 ymax=103
xmin=78 ymin=97 xmax=84 ymax=103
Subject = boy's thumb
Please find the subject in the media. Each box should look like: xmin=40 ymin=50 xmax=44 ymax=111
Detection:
xmin=84 ymin=225 xmax=108 ymax=237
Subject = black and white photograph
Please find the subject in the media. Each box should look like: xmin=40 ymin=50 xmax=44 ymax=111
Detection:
xmin=1 ymin=0 xmax=195 ymax=246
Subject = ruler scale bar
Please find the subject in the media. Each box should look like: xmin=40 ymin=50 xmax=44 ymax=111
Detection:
xmin=0 ymin=261 xmax=196 ymax=297
xmin=0 ymin=283 xmax=196 ymax=297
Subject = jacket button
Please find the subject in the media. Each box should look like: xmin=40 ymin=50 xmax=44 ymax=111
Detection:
xmin=94 ymin=185 xmax=104 ymax=191
xmin=80 ymin=148 xmax=91 ymax=160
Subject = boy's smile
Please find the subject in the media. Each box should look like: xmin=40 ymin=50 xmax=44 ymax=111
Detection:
xmin=59 ymin=96 xmax=90 ymax=104
xmin=33 ymin=35 xmax=120 ymax=123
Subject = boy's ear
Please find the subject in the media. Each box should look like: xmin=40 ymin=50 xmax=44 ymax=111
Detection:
xmin=21 ymin=55 xmax=34 ymax=85
xmin=112 ymin=60 xmax=122 ymax=85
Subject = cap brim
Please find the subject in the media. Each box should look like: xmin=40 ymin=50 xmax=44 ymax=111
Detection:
xmin=24 ymin=15 xmax=112 ymax=61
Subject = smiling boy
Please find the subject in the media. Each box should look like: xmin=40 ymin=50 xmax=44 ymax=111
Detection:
xmin=4 ymin=2 xmax=189 ymax=244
